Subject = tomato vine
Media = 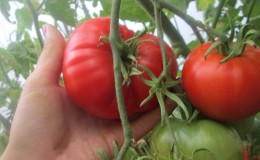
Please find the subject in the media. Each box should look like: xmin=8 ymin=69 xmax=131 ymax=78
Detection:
xmin=109 ymin=0 xmax=133 ymax=159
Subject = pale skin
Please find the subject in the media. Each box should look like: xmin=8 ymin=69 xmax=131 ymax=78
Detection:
xmin=0 ymin=25 xmax=175 ymax=160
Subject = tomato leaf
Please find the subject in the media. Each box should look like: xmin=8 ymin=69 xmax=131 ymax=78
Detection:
xmin=242 ymin=0 xmax=260 ymax=19
xmin=0 ymin=0 xmax=13 ymax=23
xmin=99 ymin=0 xmax=151 ymax=22
xmin=164 ymin=90 xmax=189 ymax=119
xmin=250 ymin=15 xmax=260 ymax=30
xmin=15 ymin=7 xmax=33 ymax=41
xmin=187 ymin=40 xmax=200 ymax=51
xmin=196 ymin=0 xmax=215 ymax=11
xmin=45 ymin=0 xmax=76 ymax=26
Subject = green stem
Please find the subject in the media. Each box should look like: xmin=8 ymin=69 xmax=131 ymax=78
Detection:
xmin=0 ymin=60 xmax=15 ymax=89
xmin=24 ymin=0 xmax=43 ymax=48
xmin=153 ymin=1 xmax=171 ymax=80
xmin=80 ymin=0 xmax=91 ymax=18
xmin=109 ymin=0 xmax=133 ymax=159
xmin=137 ymin=0 xmax=190 ymax=58
xmin=0 ymin=113 xmax=11 ymax=133
xmin=212 ymin=0 xmax=226 ymax=29
xmin=36 ymin=0 xmax=45 ymax=11
xmin=246 ymin=0 xmax=256 ymax=23
xmin=190 ymin=25 xmax=204 ymax=44
xmin=156 ymin=0 xmax=228 ymax=41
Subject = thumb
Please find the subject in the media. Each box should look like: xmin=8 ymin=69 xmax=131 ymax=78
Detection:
xmin=34 ymin=24 xmax=65 ymax=85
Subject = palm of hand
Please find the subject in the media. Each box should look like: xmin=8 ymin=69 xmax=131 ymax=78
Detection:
xmin=9 ymin=74 xmax=164 ymax=160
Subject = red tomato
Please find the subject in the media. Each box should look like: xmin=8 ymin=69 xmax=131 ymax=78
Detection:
xmin=181 ymin=42 xmax=260 ymax=122
xmin=243 ymin=146 xmax=260 ymax=160
xmin=63 ymin=17 xmax=178 ymax=119
xmin=243 ymin=146 xmax=250 ymax=160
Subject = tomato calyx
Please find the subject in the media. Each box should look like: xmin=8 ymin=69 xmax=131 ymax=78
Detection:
xmin=205 ymin=23 xmax=260 ymax=63
xmin=121 ymin=31 xmax=152 ymax=85
xmin=138 ymin=62 xmax=191 ymax=124
xmin=99 ymin=29 xmax=149 ymax=86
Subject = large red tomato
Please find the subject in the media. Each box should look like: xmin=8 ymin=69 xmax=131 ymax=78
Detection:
xmin=182 ymin=42 xmax=260 ymax=122
xmin=63 ymin=17 xmax=178 ymax=119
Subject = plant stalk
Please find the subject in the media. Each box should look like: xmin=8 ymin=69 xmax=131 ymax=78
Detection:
xmin=153 ymin=1 xmax=170 ymax=80
xmin=137 ymin=0 xmax=190 ymax=58
xmin=109 ymin=0 xmax=133 ymax=159
xmin=246 ymin=0 xmax=256 ymax=23
xmin=155 ymin=0 xmax=228 ymax=41
xmin=80 ymin=0 xmax=91 ymax=18
xmin=0 ymin=60 xmax=15 ymax=89
xmin=24 ymin=0 xmax=43 ymax=48
xmin=212 ymin=0 xmax=226 ymax=29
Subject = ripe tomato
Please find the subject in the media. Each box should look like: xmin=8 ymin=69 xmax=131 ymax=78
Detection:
xmin=243 ymin=146 xmax=251 ymax=160
xmin=63 ymin=17 xmax=178 ymax=119
xmin=181 ymin=42 xmax=260 ymax=122
xmin=149 ymin=118 xmax=243 ymax=160
xmin=243 ymin=145 xmax=260 ymax=160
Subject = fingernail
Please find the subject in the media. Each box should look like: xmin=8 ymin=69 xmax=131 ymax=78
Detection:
xmin=42 ymin=25 xmax=48 ymax=38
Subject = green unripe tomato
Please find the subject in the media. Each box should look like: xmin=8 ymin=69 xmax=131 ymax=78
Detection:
xmin=149 ymin=118 xmax=243 ymax=160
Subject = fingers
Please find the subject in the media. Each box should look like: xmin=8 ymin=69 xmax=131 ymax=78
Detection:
xmin=130 ymin=98 xmax=176 ymax=140
xmin=34 ymin=24 xmax=65 ymax=85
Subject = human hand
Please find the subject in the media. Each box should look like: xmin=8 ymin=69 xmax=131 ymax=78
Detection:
xmin=1 ymin=25 xmax=175 ymax=160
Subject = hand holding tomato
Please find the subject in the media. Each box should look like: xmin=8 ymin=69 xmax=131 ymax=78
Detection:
xmin=1 ymin=25 xmax=175 ymax=160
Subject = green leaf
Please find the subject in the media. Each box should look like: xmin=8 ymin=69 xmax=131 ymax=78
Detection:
xmin=99 ymin=0 xmax=151 ymax=22
xmin=250 ymin=15 xmax=260 ymax=30
xmin=242 ymin=0 xmax=260 ymax=18
xmin=45 ymin=0 xmax=76 ymax=26
xmin=226 ymin=0 xmax=237 ymax=7
xmin=187 ymin=40 xmax=200 ymax=51
xmin=196 ymin=0 xmax=215 ymax=11
xmin=0 ymin=0 xmax=12 ymax=23
xmin=15 ymin=7 xmax=33 ymax=41
xmin=0 ymin=48 xmax=22 ymax=78
xmin=164 ymin=90 xmax=190 ymax=119
xmin=0 ymin=130 xmax=9 ymax=156
xmin=5 ymin=33 xmax=39 ymax=79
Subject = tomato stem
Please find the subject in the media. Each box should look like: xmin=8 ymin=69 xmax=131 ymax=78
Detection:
xmin=211 ymin=0 xmax=226 ymax=29
xmin=156 ymin=0 xmax=229 ymax=42
xmin=24 ymin=0 xmax=43 ymax=48
xmin=246 ymin=0 xmax=257 ymax=23
xmin=109 ymin=0 xmax=133 ymax=159
xmin=205 ymin=24 xmax=260 ymax=63
xmin=136 ymin=0 xmax=190 ymax=58
xmin=153 ymin=0 xmax=171 ymax=81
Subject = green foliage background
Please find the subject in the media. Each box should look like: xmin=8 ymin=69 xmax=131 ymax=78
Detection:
xmin=0 ymin=0 xmax=259 ymax=156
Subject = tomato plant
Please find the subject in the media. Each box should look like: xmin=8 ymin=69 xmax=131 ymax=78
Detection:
xmin=62 ymin=17 xmax=178 ymax=119
xmin=149 ymin=118 xmax=243 ymax=160
xmin=181 ymin=42 xmax=260 ymax=122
